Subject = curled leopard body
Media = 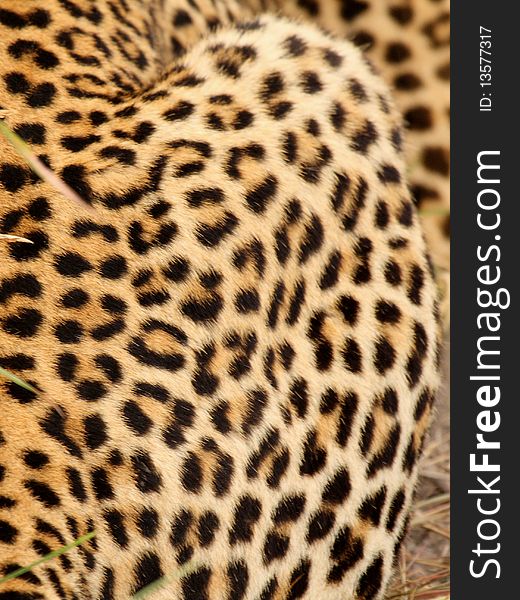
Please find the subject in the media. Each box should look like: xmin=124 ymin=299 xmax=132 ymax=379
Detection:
xmin=0 ymin=1 xmax=443 ymax=599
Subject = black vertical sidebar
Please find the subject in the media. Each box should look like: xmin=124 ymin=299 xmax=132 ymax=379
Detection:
xmin=452 ymin=2 xmax=518 ymax=598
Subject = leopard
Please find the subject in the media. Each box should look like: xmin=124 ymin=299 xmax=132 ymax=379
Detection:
xmin=0 ymin=1 xmax=443 ymax=599
xmin=249 ymin=0 xmax=451 ymax=305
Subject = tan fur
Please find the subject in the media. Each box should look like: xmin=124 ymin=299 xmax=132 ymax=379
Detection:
xmin=0 ymin=2 xmax=441 ymax=599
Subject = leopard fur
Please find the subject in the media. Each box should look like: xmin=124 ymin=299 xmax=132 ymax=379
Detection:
xmin=0 ymin=1 xmax=442 ymax=599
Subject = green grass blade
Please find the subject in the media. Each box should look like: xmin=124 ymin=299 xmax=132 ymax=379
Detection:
xmin=0 ymin=120 xmax=94 ymax=212
xmin=132 ymin=563 xmax=197 ymax=599
xmin=0 ymin=366 xmax=37 ymax=393
xmin=418 ymin=207 xmax=450 ymax=217
xmin=0 ymin=531 xmax=96 ymax=585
